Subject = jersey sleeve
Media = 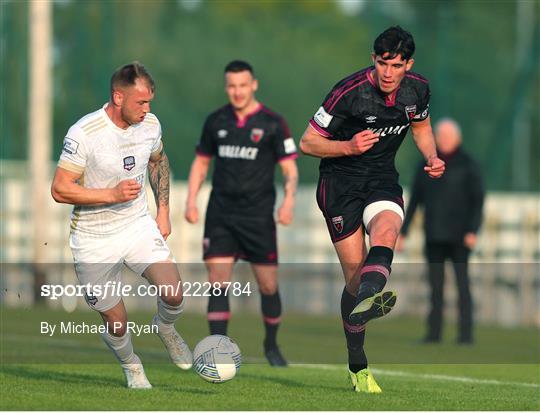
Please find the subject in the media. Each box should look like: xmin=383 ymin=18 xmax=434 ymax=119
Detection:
xmin=150 ymin=118 xmax=163 ymax=156
xmin=273 ymin=116 xmax=298 ymax=162
xmin=57 ymin=125 xmax=88 ymax=175
xmin=309 ymin=84 xmax=353 ymax=138
xmin=195 ymin=117 xmax=216 ymax=158
xmin=412 ymin=82 xmax=431 ymax=122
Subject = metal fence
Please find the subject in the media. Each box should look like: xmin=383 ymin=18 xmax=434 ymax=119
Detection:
xmin=1 ymin=161 xmax=539 ymax=326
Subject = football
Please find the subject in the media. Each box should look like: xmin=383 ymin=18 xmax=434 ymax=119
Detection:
xmin=192 ymin=335 xmax=242 ymax=383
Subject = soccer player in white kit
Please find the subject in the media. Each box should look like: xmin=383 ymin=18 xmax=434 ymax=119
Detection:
xmin=51 ymin=62 xmax=192 ymax=389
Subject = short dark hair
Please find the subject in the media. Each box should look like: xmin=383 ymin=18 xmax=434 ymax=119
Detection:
xmin=373 ymin=26 xmax=415 ymax=61
xmin=224 ymin=60 xmax=254 ymax=75
xmin=110 ymin=61 xmax=155 ymax=97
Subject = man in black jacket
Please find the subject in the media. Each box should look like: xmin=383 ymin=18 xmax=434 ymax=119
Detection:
xmin=399 ymin=118 xmax=484 ymax=343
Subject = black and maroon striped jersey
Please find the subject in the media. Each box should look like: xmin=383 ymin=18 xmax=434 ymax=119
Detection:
xmin=196 ymin=103 xmax=298 ymax=216
xmin=309 ymin=66 xmax=430 ymax=181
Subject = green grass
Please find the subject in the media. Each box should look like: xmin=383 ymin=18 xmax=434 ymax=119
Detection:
xmin=1 ymin=307 xmax=539 ymax=410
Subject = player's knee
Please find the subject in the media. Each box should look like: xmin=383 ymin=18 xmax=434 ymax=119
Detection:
xmin=259 ymin=281 xmax=277 ymax=295
xmin=208 ymin=274 xmax=225 ymax=284
xmin=160 ymin=293 xmax=183 ymax=307
xmin=370 ymin=226 xmax=399 ymax=247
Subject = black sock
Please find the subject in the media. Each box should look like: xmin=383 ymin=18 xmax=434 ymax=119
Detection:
xmin=341 ymin=288 xmax=367 ymax=372
xmin=261 ymin=291 xmax=282 ymax=350
xmin=357 ymin=246 xmax=394 ymax=301
xmin=207 ymin=288 xmax=230 ymax=335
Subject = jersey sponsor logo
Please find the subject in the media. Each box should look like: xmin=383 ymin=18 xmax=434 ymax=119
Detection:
xmin=365 ymin=115 xmax=377 ymax=123
xmin=313 ymin=106 xmax=333 ymax=128
xmin=217 ymin=129 xmax=228 ymax=138
xmin=405 ymin=105 xmax=417 ymax=120
xmin=250 ymin=128 xmax=264 ymax=143
xmin=123 ymin=156 xmax=136 ymax=171
xmin=367 ymin=124 xmax=409 ymax=137
xmin=283 ymin=138 xmax=296 ymax=154
xmin=332 ymin=216 xmax=344 ymax=233
xmin=218 ymin=145 xmax=259 ymax=160
xmin=62 ymin=137 xmax=79 ymax=155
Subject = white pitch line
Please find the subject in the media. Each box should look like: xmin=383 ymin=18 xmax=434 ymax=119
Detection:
xmin=292 ymin=364 xmax=540 ymax=389
xmin=5 ymin=335 xmax=540 ymax=389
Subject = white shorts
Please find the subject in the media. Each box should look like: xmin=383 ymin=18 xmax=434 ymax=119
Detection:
xmin=70 ymin=215 xmax=174 ymax=312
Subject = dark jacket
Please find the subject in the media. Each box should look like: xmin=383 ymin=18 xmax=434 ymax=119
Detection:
xmin=401 ymin=148 xmax=485 ymax=243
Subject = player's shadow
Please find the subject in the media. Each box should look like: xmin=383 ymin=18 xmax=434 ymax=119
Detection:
xmin=0 ymin=364 xmax=123 ymax=387
xmin=150 ymin=383 xmax=213 ymax=395
xmin=240 ymin=370 xmax=350 ymax=393
xmin=1 ymin=364 xmax=215 ymax=396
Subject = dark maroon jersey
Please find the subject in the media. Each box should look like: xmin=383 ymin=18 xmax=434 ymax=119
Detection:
xmin=309 ymin=66 xmax=430 ymax=182
xmin=196 ymin=103 xmax=298 ymax=216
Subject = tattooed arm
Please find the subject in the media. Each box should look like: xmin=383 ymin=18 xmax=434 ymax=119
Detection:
xmin=148 ymin=144 xmax=171 ymax=239
xmin=277 ymin=158 xmax=298 ymax=225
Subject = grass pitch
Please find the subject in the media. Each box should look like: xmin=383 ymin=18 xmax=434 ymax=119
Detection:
xmin=1 ymin=306 xmax=539 ymax=410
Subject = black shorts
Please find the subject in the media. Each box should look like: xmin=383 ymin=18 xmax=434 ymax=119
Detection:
xmin=316 ymin=175 xmax=404 ymax=243
xmin=203 ymin=210 xmax=278 ymax=265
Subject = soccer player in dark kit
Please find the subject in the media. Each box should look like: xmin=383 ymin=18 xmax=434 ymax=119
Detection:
xmin=300 ymin=26 xmax=445 ymax=392
xmin=185 ymin=60 xmax=298 ymax=367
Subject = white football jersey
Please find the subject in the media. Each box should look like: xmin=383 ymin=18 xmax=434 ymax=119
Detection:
xmin=58 ymin=104 xmax=162 ymax=236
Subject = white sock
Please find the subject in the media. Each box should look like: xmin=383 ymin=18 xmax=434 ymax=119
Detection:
xmin=155 ymin=297 xmax=184 ymax=334
xmin=102 ymin=331 xmax=138 ymax=365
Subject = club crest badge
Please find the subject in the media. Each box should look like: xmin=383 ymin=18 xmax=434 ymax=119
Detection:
xmin=405 ymin=105 xmax=417 ymax=120
xmin=332 ymin=216 xmax=344 ymax=233
xmin=123 ymin=156 xmax=135 ymax=171
xmin=250 ymin=128 xmax=264 ymax=143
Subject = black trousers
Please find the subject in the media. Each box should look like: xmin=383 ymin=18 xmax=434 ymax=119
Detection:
xmin=424 ymin=242 xmax=473 ymax=341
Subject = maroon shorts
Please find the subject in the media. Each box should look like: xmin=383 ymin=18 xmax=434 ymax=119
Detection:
xmin=316 ymin=175 xmax=404 ymax=243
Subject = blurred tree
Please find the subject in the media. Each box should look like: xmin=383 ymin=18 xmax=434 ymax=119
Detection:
xmin=1 ymin=0 xmax=538 ymax=191
xmin=1 ymin=1 xmax=28 ymax=160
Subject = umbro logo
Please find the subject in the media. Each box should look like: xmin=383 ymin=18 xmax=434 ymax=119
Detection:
xmin=217 ymin=129 xmax=228 ymax=138
xmin=365 ymin=115 xmax=377 ymax=123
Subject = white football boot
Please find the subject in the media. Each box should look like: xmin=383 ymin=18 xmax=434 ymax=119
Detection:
xmin=121 ymin=355 xmax=152 ymax=389
xmin=152 ymin=315 xmax=193 ymax=370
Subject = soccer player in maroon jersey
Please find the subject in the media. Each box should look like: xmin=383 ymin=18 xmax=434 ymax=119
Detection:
xmin=185 ymin=60 xmax=298 ymax=366
xmin=300 ymin=26 xmax=445 ymax=392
